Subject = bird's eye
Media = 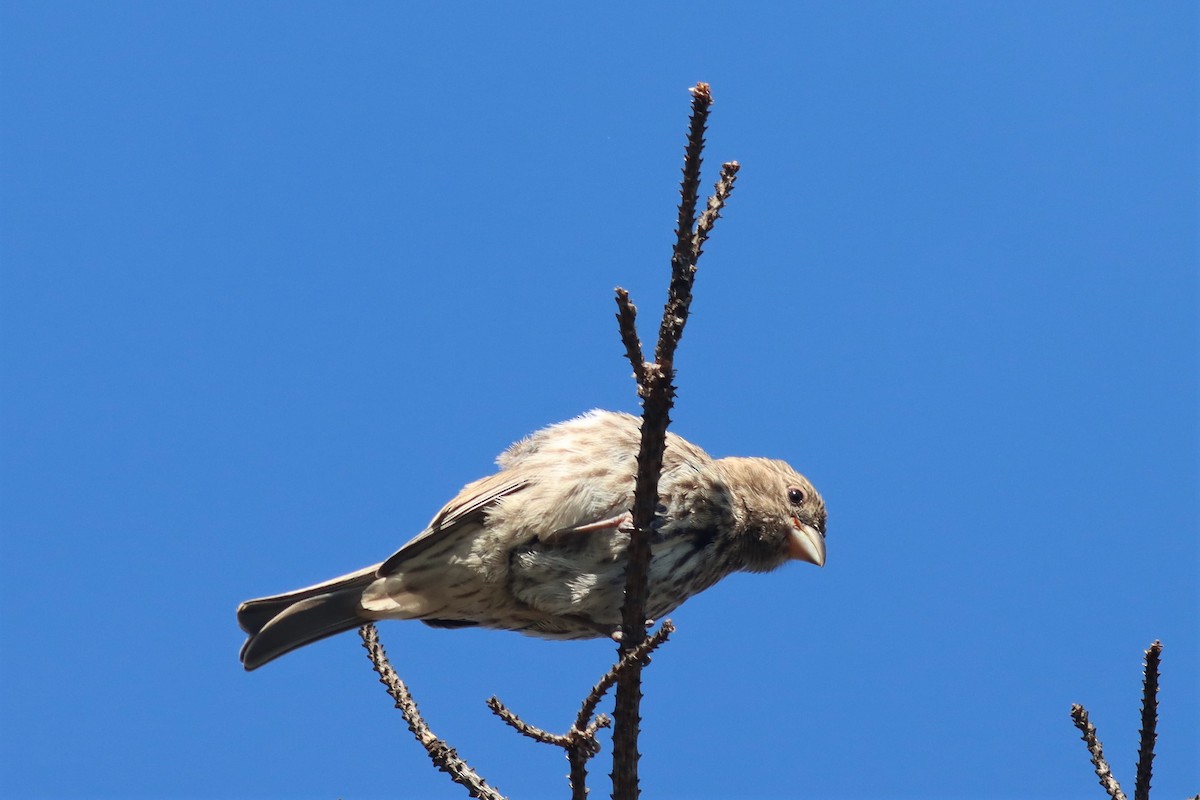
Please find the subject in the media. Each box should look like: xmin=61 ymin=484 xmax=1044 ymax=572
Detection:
xmin=787 ymin=487 xmax=806 ymax=506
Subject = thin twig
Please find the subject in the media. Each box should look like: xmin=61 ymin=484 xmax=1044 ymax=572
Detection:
xmin=577 ymin=621 xmax=675 ymax=731
xmin=1134 ymin=640 xmax=1162 ymax=800
xmin=567 ymin=715 xmax=610 ymax=800
xmin=487 ymin=696 xmax=567 ymax=747
xmin=487 ymin=693 xmax=609 ymax=800
xmin=360 ymin=625 xmax=506 ymax=800
xmin=483 ymin=625 xmax=674 ymax=800
xmin=693 ymin=162 xmax=740 ymax=258
xmin=656 ymin=82 xmax=712 ymax=368
xmin=563 ymin=624 xmax=673 ymax=799
xmin=1071 ymin=703 xmax=1127 ymax=800
xmin=615 ymin=288 xmax=647 ymax=388
xmin=567 ymin=741 xmax=597 ymax=800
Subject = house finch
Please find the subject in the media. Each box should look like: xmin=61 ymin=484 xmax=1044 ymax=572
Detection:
xmin=237 ymin=410 xmax=826 ymax=670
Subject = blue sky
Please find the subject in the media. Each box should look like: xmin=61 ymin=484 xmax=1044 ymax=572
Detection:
xmin=1 ymin=3 xmax=1196 ymax=799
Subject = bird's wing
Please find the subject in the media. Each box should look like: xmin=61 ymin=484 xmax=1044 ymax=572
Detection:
xmin=377 ymin=472 xmax=528 ymax=576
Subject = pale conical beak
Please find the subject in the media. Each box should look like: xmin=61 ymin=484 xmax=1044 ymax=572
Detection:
xmin=789 ymin=521 xmax=826 ymax=567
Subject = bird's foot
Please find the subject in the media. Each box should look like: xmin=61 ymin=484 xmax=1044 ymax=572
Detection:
xmin=606 ymin=619 xmax=654 ymax=642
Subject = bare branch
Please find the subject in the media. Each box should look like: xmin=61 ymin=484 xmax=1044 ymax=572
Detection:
xmin=577 ymin=620 xmax=674 ymax=732
xmin=617 ymin=359 xmax=671 ymax=643
xmin=614 ymin=288 xmax=647 ymax=388
xmin=1134 ymin=640 xmax=1162 ymax=800
xmin=567 ymin=744 xmax=598 ymax=800
xmin=612 ymin=80 xmax=726 ymax=800
xmin=360 ymin=625 xmax=506 ymax=800
xmin=487 ymin=693 xmax=604 ymax=800
xmin=693 ymin=161 xmax=740 ymax=259
xmin=490 ymin=620 xmax=673 ymax=800
xmin=1071 ymin=703 xmax=1128 ymax=800
xmin=368 ymin=83 xmax=725 ymax=800
xmin=484 ymin=625 xmax=673 ymax=800
xmin=656 ymin=81 xmax=713 ymax=369
xmin=487 ymin=696 xmax=568 ymax=747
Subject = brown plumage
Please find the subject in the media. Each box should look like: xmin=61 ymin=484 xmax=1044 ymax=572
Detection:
xmin=237 ymin=410 xmax=826 ymax=670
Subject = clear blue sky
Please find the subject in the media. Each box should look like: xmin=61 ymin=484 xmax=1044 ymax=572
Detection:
xmin=2 ymin=3 xmax=1196 ymax=799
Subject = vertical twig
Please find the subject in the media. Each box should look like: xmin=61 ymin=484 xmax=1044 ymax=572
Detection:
xmin=1133 ymin=640 xmax=1161 ymax=800
xmin=611 ymin=81 xmax=733 ymax=800
xmin=655 ymin=83 xmax=712 ymax=368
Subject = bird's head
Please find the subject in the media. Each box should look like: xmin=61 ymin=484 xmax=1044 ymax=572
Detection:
xmin=716 ymin=457 xmax=827 ymax=572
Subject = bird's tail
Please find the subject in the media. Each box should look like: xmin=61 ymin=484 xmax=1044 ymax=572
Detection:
xmin=237 ymin=564 xmax=380 ymax=671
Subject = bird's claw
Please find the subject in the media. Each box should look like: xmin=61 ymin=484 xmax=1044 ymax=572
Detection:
xmin=607 ymin=619 xmax=653 ymax=642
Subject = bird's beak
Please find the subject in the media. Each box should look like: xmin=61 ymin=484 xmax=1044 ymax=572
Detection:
xmin=789 ymin=520 xmax=826 ymax=567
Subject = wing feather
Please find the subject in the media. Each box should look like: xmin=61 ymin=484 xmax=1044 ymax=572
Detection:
xmin=377 ymin=473 xmax=528 ymax=576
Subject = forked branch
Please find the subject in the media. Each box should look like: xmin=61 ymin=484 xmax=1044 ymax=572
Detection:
xmin=611 ymin=81 xmax=738 ymax=800
xmin=487 ymin=622 xmax=675 ymax=800
xmin=361 ymin=82 xmax=736 ymax=800
xmin=1069 ymin=640 xmax=1195 ymax=800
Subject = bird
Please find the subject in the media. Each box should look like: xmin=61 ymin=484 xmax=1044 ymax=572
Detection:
xmin=237 ymin=410 xmax=826 ymax=670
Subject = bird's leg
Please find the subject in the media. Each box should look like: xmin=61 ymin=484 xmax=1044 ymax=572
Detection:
xmin=567 ymin=511 xmax=635 ymax=535
xmin=537 ymin=511 xmax=635 ymax=547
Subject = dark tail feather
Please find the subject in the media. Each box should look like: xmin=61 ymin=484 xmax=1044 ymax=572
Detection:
xmin=237 ymin=565 xmax=379 ymax=671
xmin=238 ymin=564 xmax=380 ymax=635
